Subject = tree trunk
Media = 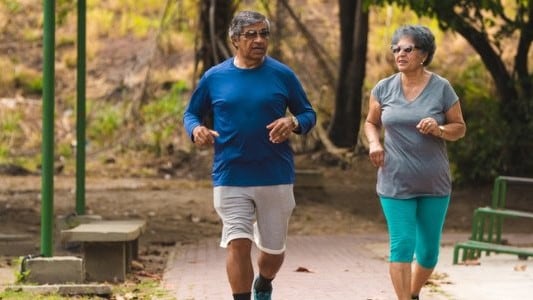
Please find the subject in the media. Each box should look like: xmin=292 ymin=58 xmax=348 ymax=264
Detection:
xmin=328 ymin=0 xmax=369 ymax=148
xmin=196 ymin=0 xmax=236 ymax=76
xmin=270 ymin=0 xmax=288 ymax=61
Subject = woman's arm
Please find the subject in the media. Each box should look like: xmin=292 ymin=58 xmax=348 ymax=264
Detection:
xmin=364 ymin=95 xmax=384 ymax=167
xmin=439 ymin=101 xmax=466 ymax=141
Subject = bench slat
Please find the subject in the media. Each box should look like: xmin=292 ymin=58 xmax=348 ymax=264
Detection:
xmin=61 ymin=220 xmax=146 ymax=242
xmin=455 ymin=240 xmax=533 ymax=256
xmin=476 ymin=207 xmax=533 ymax=219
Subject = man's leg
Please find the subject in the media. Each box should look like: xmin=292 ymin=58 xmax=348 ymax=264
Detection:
xmin=254 ymin=251 xmax=284 ymax=292
xmin=257 ymin=251 xmax=284 ymax=278
xmin=227 ymin=238 xmax=254 ymax=296
xmin=214 ymin=186 xmax=257 ymax=299
xmin=252 ymin=184 xmax=295 ymax=298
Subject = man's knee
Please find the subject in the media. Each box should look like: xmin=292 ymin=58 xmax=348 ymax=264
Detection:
xmin=228 ymin=238 xmax=252 ymax=254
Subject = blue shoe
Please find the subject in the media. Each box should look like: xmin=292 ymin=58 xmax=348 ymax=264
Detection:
xmin=253 ymin=276 xmax=272 ymax=300
xmin=254 ymin=290 xmax=272 ymax=300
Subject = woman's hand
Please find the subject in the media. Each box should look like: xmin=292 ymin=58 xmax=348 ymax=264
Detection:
xmin=368 ymin=141 xmax=384 ymax=167
xmin=416 ymin=117 xmax=440 ymax=136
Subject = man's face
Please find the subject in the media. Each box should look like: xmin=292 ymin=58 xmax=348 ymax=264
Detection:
xmin=234 ymin=21 xmax=269 ymax=63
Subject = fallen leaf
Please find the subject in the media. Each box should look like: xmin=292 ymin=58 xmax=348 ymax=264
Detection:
xmin=514 ymin=264 xmax=527 ymax=271
xmin=462 ymin=259 xmax=481 ymax=266
xmin=295 ymin=266 xmax=313 ymax=273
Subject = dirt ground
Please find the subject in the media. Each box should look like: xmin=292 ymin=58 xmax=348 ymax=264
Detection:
xmin=1 ymin=154 xmax=532 ymax=284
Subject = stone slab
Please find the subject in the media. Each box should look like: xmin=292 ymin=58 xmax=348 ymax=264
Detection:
xmin=24 ymin=256 xmax=84 ymax=284
xmin=6 ymin=284 xmax=112 ymax=296
xmin=61 ymin=219 xmax=146 ymax=242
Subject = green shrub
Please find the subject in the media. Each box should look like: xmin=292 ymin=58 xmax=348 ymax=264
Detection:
xmin=87 ymin=103 xmax=123 ymax=146
xmin=448 ymin=60 xmax=508 ymax=185
xmin=1 ymin=0 xmax=22 ymax=12
xmin=14 ymin=70 xmax=43 ymax=94
xmin=141 ymin=81 xmax=188 ymax=155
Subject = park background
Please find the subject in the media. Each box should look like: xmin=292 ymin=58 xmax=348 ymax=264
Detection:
xmin=0 ymin=0 xmax=532 ymax=298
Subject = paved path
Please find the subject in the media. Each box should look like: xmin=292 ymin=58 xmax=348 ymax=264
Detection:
xmin=163 ymin=233 xmax=533 ymax=300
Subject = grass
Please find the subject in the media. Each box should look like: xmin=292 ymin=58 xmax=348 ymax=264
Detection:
xmin=0 ymin=278 xmax=175 ymax=299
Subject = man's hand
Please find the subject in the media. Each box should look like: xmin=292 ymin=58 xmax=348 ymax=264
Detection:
xmin=192 ymin=126 xmax=219 ymax=147
xmin=266 ymin=116 xmax=294 ymax=144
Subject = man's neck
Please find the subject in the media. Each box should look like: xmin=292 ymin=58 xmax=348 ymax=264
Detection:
xmin=234 ymin=56 xmax=265 ymax=69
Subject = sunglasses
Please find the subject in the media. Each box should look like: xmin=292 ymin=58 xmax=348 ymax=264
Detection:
xmin=391 ymin=45 xmax=419 ymax=54
xmin=239 ymin=29 xmax=270 ymax=40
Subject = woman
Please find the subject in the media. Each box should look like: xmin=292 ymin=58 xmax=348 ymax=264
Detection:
xmin=364 ymin=25 xmax=466 ymax=300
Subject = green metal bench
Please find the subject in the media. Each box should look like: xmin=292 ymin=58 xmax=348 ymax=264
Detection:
xmin=453 ymin=176 xmax=533 ymax=264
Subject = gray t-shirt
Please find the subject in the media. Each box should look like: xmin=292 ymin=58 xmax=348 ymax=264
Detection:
xmin=371 ymin=72 xmax=458 ymax=199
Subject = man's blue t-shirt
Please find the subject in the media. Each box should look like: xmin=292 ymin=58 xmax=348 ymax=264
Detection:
xmin=183 ymin=56 xmax=316 ymax=186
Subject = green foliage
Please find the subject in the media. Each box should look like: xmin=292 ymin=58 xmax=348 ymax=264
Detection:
xmin=0 ymin=287 xmax=92 ymax=300
xmin=119 ymin=13 xmax=159 ymax=37
xmin=448 ymin=59 xmax=508 ymax=185
xmin=12 ymin=256 xmax=29 ymax=283
xmin=112 ymin=278 xmax=175 ymax=299
xmin=449 ymin=96 xmax=509 ymax=185
xmin=142 ymin=81 xmax=187 ymax=123
xmin=0 ymin=110 xmax=22 ymax=149
xmin=57 ymin=142 xmax=73 ymax=159
xmin=141 ymin=81 xmax=188 ymax=156
xmin=14 ymin=70 xmax=43 ymax=94
xmin=0 ymin=0 xmax=21 ymax=12
xmin=0 ymin=277 xmax=173 ymax=299
xmin=57 ymin=0 xmax=76 ymax=26
xmin=87 ymin=103 xmax=124 ymax=146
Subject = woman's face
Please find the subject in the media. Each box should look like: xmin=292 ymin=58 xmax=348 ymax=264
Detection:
xmin=392 ymin=36 xmax=427 ymax=73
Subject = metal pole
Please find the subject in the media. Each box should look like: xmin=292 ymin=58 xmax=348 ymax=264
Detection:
xmin=41 ymin=0 xmax=56 ymax=257
xmin=76 ymin=0 xmax=86 ymax=215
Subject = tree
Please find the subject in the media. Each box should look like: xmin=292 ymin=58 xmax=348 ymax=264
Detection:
xmin=328 ymin=0 xmax=369 ymax=148
xmin=195 ymin=0 xmax=238 ymax=77
xmin=370 ymin=0 xmax=533 ymax=176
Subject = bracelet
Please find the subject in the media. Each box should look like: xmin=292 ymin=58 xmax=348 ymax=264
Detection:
xmin=438 ymin=125 xmax=445 ymax=138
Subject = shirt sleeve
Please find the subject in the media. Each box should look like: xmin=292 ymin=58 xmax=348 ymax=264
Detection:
xmin=183 ymin=75 xmax=211 ymax=140
xmin=286 ymin=71 xmax=316 ymax=134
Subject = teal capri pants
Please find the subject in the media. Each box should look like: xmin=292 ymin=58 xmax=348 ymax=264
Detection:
xmin=379 ymin=195 xmax=450 ymax=268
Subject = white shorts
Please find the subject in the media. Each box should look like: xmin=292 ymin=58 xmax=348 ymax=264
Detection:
xmin=213 ymin=184 xmax=295 ymax=254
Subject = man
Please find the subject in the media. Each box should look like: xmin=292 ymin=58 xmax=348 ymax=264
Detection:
xmin=183 ymin=10 xmax=316 ymax=300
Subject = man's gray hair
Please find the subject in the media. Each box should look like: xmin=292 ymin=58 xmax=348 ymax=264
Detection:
xmin=228 ymin=11 xmax=270 ymax=40
xmin=391 ymin=25 xmax=436 ymax=66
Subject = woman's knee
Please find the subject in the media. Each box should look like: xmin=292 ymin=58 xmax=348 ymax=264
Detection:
xmin=389 ymin=237 xmax=416 ymax=262
xmin=415 ymin=247 xmax=439 ymax=268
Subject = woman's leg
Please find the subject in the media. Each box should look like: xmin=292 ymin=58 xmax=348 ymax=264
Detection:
xmin=411 ymin=195 xmax=450 ymax=297
xmin=380 ymin=197 xmax=417 ymax=300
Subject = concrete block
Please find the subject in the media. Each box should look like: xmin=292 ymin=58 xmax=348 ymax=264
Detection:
xmin=84 ymin=242 xmax=126 ymax=282
xmin=24 ymin=256 xmax=84 ymax=284
xmin=6 ymin=284 xmax=112 ymax=296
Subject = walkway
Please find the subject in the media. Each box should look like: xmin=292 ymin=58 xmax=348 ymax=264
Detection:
xmin=162 ymin=233 xmax=533 ymax=300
